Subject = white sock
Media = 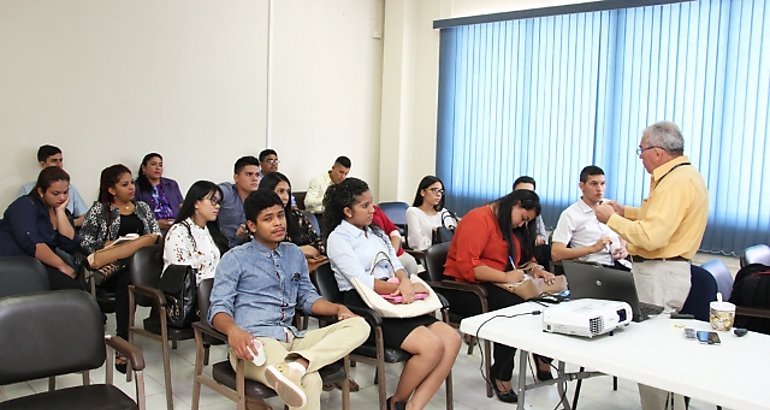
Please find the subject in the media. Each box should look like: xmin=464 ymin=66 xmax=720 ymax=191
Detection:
xmin=287 ymin=361 xmax=307 ymax=377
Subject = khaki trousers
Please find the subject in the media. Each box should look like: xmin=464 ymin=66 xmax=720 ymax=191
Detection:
xmin=633 ymin=260 xmax=690 ymax=410
xmin=230 ymin=316 xmax=369 ymax=410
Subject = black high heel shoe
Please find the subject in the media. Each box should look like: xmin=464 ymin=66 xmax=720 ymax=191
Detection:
xmin=534 ymin=356 xmax=553 ymax=381
xmin=386 ymin=396 xmax=406 ymax=410
xmin=491 ymin=379 xmax=518 ymax=403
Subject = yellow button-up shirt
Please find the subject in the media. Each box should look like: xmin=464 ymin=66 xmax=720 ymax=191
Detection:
xmin=607 ymin=156 xmax=709 ymax=260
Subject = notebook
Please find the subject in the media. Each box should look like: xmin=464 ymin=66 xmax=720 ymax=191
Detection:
xmin=562 ymin=261 xmax=664 ymax=322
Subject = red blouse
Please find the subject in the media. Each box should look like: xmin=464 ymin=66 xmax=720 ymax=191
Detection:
xmin=444 ymin=205 xmax=521 ymax=283
xmin=371 ymin=205 xmax=405 ymax=257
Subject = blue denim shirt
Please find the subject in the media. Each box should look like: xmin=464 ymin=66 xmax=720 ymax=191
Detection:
xmin=327 ymin=220 xmax=404 ymax=292
xmin=217 ymin=182 xmax=247 ymax=249
xmin=208 ymin=239 xmax=322 ymax=340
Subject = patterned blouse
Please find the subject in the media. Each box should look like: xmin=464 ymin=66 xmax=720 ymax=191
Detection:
xmin=163 ymin=218 xmax=221 ymax=285
xmin=286 ymin=208 xmax=325 ymax=254
xmin=79 ymin=201 xmax=160 ymax=253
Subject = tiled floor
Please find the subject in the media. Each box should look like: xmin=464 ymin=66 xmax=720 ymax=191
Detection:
xmin=0 ymin=253 xmax=740 ymax=410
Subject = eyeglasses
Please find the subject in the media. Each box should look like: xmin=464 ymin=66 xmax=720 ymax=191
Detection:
xmin=264 ymin=159 xmax=280 ymax=165
xmin=428 ymin=188 xmax=445 ymax=195
xmin=635 ymin=146 xmax=660 ymax=156
xmin=207 ymin=196 xmax=222 ymax=206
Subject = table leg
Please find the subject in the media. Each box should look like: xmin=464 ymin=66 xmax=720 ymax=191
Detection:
xmin=557 ymin=361 xmax=572 ymax=410
xmin=516 ymin=350 xmax=529 ymax=410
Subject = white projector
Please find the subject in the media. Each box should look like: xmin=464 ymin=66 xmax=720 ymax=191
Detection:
xmin=542 ymin=298 xmax=632 ymax=338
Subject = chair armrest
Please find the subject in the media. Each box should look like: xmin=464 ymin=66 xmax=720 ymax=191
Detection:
xmin=192 ymin=321 xmax=229 ymax=343
xmin=343 ymin=305 xmax=384 ymax=327
xmin=736 ymin=306 xmax=770 ymax=319
xmin=106 ymin=335 xmax=145 ymax=371
xmin=128 ymin=284 xmax=166 ymax=307
xmin=436 ymin=292 xmax=450 ymax=310
xmin=430 ymin=280 xmax=488 ymax=299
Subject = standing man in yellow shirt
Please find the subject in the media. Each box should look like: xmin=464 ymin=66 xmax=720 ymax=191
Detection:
xmin=595 ymin=121 xmax=709 ymax=410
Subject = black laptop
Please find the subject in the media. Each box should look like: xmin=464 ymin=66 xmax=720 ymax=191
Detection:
xmin=562 ymin=261 xmax=664 ymax=322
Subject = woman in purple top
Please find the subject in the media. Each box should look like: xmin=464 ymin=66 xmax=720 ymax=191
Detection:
xmin=134 ymin=152 xmax=184 ymax=232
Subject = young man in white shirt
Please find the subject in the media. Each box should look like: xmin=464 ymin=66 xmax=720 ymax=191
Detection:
xmin=551 ymin=165 xmax=630 ymax=270
xmin=304 ymin=156 xmax=351 ymax=214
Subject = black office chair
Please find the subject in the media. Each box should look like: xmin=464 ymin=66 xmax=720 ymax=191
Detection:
xmin=314 ymin=263 xmax=454 ymax=409
xmin=191 ymin=279 xmax=350 ymax=410
xmin=740 ymin=244 xmax=770 ymax=268
xmin=423 ymin=242 xmax=493 ymax=398
xmin=0 ymin=289 xmax=146 ymax=410
xmin=701 ymin=259 xmax=734 ymax=301
xmin=680 ymin=264 xmax=719 ymax=321
xmin=127 ymin=244 xmax=197 ymax=410
xmin=0 ymin=256 xmax=49 ymax=298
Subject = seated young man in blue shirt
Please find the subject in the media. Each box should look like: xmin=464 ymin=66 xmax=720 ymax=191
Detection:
xmin=208 ymin=190 xmax=369 ymax=410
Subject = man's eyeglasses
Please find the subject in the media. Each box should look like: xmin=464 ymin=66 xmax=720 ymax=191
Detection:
xmin=635 ymin=146 xmax=659 ymax=156
xmin=428 ymin=188 xmax=445 ymax=195
xmin=264 ymin=159 xmax=280 ymax=165
xmin=207 ymin=196 xmax=222 ymax=206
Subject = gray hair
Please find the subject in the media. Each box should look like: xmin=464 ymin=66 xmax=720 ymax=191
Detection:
xmin=644 ymin=121 xmax=684 ymax=154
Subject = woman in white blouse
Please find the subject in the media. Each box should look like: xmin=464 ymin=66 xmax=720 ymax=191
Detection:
xmin=163 ymin=181 xmax=229 ymax=285
xmin=405 ymin=176 xmax=457 ymax=251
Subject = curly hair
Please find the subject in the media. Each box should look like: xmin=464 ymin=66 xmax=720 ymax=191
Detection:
xmin=321 ymin=177 xmax=370 ymax=240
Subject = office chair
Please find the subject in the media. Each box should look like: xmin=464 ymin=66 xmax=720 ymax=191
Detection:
xmin=739 ymin=244 xmax=770 ymax=268
xmin=700 ymin=259 xmax=734 ymax=300
xmin=127 ymin=244 xmax=197 ymax=410
xmin=0 ymin=289 xmax=146 ymax=410
xmin=680 ymin=264 xmax=719 ymax=321
xmin=423 ymin=242 xmax=493 ymax=398
xmin=0 ymin=256 xmax=49 ymax=298
xmin=377 ymin=201 xmax=409 ymax=232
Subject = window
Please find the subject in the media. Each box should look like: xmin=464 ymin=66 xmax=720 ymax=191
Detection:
xmin=436 ymin=0 xmax=770 ymax=254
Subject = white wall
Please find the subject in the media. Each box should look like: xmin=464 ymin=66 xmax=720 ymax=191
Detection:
xmin=0 ymin=0 xmax=384 ymax=208
xmin=0 ymin=0 xmax=594 ymax=209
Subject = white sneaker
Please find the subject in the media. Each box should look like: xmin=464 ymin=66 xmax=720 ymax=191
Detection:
xmin=265 ymin=362 xmax=307 ymax=408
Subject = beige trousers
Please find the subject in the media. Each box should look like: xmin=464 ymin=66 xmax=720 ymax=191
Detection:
xmin=633 ymin=260 xmax=690 ymax=410
xmin=230 ymin=316 xmax=369 ymax=410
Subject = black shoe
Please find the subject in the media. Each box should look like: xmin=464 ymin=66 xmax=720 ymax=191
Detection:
xmin=386 ymin=396 xmax=406 ymax=410
xmin=491 ymin=380 xmax=518 ymax=403
xmin=535 ymin=356 xmax=553 ymax=381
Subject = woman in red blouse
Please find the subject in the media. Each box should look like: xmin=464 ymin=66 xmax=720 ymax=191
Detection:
xmin=444 ymin=189 xmax=556 ymax=403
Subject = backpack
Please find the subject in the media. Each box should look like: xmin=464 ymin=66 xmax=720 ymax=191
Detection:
xmin=729 ymin=263 xmax=770 ymax=334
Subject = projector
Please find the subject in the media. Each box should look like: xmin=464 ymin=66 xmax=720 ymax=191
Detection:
xmin=542 ymin=298 xmax=632 ymax=338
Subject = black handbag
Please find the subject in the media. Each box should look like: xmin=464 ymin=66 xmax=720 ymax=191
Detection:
xmin=157 ymin=264 xmax=198 ymax=328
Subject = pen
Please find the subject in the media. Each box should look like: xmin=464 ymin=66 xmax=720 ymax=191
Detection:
xmin=508 ymin=256 xmax=517 ymax=270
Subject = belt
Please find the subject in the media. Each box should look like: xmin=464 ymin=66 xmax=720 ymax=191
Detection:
xmin=632 ymin=256 xmax=690 ymax=263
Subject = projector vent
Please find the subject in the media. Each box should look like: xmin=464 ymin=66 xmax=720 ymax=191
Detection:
xmin=589 ymin=317 xmax=604 ymax=335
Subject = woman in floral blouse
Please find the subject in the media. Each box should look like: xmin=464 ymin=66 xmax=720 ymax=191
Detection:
xmin=163 ymin=181 xmax=229 ymax=285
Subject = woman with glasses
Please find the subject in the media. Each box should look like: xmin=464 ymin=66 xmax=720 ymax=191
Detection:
xmin=324 ymin=177 xmax=460 ymax=410
xmin=134 ymin=153 xmax=184 ymax=232
xmin=443 ymin=189 xmax=556 ymax=403
xmin=163 ymin=181 xmax=229 ymax=285
xmin=405 ymin=176 xmax=457 ymax=251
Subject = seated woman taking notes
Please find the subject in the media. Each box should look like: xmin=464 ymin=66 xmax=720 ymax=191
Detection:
xmin=444 ymin=189 xmax=556 ymax=403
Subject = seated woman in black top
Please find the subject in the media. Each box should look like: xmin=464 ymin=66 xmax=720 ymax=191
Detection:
xmin=80 ymin=164 xmax=160 ymax=372
xmin=257 ymin=172 xmax=327 ymax=271
xmin=0 ymin=166 xmax=83 ymax=290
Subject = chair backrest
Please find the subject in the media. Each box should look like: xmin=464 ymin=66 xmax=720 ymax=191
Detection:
xmin=302 ymin=210 xmax=322 ymax=237
xmin=0 ymin=256 xmax=49 ymax=298
xmin=680 ymin=264 xmax=719 ymax=321
xmin=294 ymin=191 xmax=307 ymax=210
xmin=197 ymin=278 xmax=214 ymax=321
xmin=129 ymin=244 xmax=164 ymax=307
xmin=0 ymin=290 xmax=104 ymax=385
xmin=700 ymin=259 xmax=734 ymax=300
xmin=740 ymin=244 xmax=770 ymax=268
xmin=377 ymin=201 xmax=409 ymax=228
xmin=424 ymin=243 xmax=450 ymax=282
xmin=314 ymin=264 xmax=343 ymax=304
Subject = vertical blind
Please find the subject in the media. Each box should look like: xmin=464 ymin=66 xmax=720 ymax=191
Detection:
xmin=436 ymin=0 xmax=770 ymax=255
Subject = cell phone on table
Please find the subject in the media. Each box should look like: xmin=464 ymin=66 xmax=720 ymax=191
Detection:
xmin=696 ymin=330 xmax=720 ymax=345
xmin=683 ymin=328 xmax=696 ymax=339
